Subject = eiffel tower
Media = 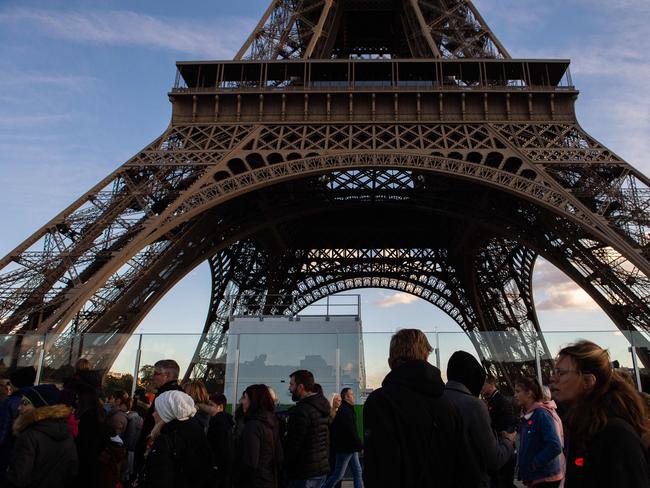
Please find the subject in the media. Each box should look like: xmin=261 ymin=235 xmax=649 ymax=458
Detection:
xmin=1 ymin=0 xmax=649 ymax=387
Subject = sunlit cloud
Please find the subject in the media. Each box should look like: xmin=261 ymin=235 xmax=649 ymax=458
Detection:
xmin=534 ymin=259 xmax=599 ymax=311
xmin=374 ymin=292 xmax=418 ymax=308
xmin=0 ymin=8 xmax=253 ymax=58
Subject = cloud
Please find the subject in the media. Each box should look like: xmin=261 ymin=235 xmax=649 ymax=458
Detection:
xmin=0 ymin=72 xmax=96 ymax=91
xmin=483 ymin=1 xmax=650 ymax=174
xmin=0 ymin=113 xmax=73 ymax=127
xmin=0 ymin=8 xmax=253 ymax=58
xmin=534 ymin=259 xmax=599 ymax=311
xmin=374 ymin=292 xmax=418 ymax=308
xmin=476 ymin=0 xmax=551 ymax=32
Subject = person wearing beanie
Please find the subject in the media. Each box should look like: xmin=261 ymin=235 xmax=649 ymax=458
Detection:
xmin=0 ymin=366 xmax=37 ymax=481
xmin=139 ymin=390 xmax=212 ymax=488
xmin=5 ymin=384 xmax=79 ymax=488
xmin=443 ymin=351 xmax=515 ymax=488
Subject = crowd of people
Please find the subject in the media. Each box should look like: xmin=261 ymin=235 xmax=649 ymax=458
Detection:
xmin=0 ymin=330 xmax=648 ymax=488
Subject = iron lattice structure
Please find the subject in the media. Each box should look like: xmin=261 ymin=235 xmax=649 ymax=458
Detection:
xmin=1 ymin=0 xmax=649 ymax=387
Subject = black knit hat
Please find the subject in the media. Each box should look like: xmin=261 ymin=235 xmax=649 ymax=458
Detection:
xmin=10 ymin=367 xmax=36 ymax=389
xmin=21 ymin=384 xmax=62 ymax=408
xmin=447 ymin=351 xmax=486 ymax=397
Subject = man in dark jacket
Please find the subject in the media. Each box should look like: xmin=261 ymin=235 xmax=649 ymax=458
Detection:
xmin=208 ymin=393 xmax=235 ymax=488
xmin=443 ymin=351 xmax=515 ymax=488
xmin=285 ymin=369 xmax=331 ymax=488
xmin=134 ymin=359 xmax=183 ymax=471
xmin=481 ymin=376 xmax=517 ymax=488
xmin=0 ymin=366 xmax=36 ymax=481
xmin=5 ymin=384 xmax=79 ymax=488
xmin=322 ymin=387 xmax=363 ymax=488
xmin=364 ymin=329 xmax=473 ymax=488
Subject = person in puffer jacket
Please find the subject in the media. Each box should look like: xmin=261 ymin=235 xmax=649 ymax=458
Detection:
xmin=5 ymin=384 xmax=79 ymax=488
xmin=515 ymin=377 xmax=564 ymax=488
xmin=235 ymin=384 xmax=283 ymax=488
xmin=285 ymin=369 xmax=331 ymax=488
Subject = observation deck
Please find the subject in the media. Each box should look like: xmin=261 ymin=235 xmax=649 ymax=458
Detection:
xmin=169 ymin=59 xmax=577 ymax=124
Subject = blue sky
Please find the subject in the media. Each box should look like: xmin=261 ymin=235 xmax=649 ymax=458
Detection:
xmin=1 ymin=0 xmax=648 ymax=363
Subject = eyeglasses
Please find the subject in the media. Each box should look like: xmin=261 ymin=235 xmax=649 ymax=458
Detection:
xmin=551 ymin=368 xmax=581 ymax=377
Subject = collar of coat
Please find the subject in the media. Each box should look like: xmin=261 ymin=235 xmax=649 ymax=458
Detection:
xmin=445 ymin=380 xmax=474 ymax=397
xmin=13 ymin=404 xmax=72 ymax=434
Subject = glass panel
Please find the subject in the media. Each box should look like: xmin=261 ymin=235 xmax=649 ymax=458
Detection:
xmin=437 ymin=332 xmax=479 ymax=382
xmin=138 ymin=333 xmax=203 ymax=393
xmin=234 ymin=332 xmax=338 ymax=407
xmin=224 ymin=332 xmax=240 ymax=411
xmin=337 ymin=333 xmax=364 ymax=402
xmin=41 ymin=333 xmax=138 ymax=388
xmin=543 ymin=330 xmax=639 ymax=389
xmin=359 ymin=332 xmax=392 ymax=401
xmin=105 ymin=335 xmax=140 ymax=393
xmin=544 ymin=330 xmax=635 ymax=366
xmin=0 ymin=334 xmax=45 ymax=377
xmin=627 ymin=331 xmax=650 ymax=393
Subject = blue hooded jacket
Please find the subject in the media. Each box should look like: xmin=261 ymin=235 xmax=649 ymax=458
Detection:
xmin=517 ymin=402 xmax=563 ymax=483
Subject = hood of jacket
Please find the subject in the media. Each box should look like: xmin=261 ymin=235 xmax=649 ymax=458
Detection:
xmin=382 ymin=359 xmax=445 ymax=398
xmin=13 ymin=404 xmax=73 ymax=438
xmin=527 ymin=400 xmax=558 ymax=415
xmin=299 ymin=393 xmax=331 ymax=417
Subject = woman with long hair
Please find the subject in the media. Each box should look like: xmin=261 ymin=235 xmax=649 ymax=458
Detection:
xmin=183 ymin=380 xmax=216 ymax=433
xmin=235 ymin=384 xmax=283 ymax=488
xmin=514 ymin=377 xmax=564 ymax=487
xmin=551 ymin=340 xmax=649 ymax=487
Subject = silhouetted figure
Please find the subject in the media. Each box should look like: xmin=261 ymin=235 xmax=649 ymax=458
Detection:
xmin=285 ymin=369 xmax=331 ymax=488
xmin=443 ymin=351 xmax=515 ymax=488
xmin=322 ymin=387 xmax=363 ymax=488
xmin=364 ymin=329 xmax=472 ymax=487
xmin=482 ymin=375 xmax=517 ymax=488
xmin=208 ymin=393 xmax=235 ymax=488
xmin=235 ymin=384 xmax=283 ymax=488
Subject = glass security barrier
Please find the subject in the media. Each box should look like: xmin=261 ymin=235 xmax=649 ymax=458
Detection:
xmin=0 ymin=334 xmax=45 ymax=376
xmin=225 ymin=331 xmax=339 ymax=408
xmin=41 ymin=333 xmax=139 ymax=387
xmin=1 ymin=328 xmax=648 ymax=400
xmin=138 ymin=334 xmax=203 ymax=391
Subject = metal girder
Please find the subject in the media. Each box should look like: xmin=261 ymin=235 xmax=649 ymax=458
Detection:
xmin=186 ymin=238 xmax=547 ymax=386
xmin=236 ymin=0 xmax=509 ymax=59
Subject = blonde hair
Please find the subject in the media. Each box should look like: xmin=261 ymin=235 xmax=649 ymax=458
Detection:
xmin=388 ymin=329 xmax=433 ymax=369
xmin=75 ymin=358 xmax=91 ymax=373
xmin=183 ymin=380 xmax=209 ymax=405
xmin=267 ymin=387 xmax=278 ymax=404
